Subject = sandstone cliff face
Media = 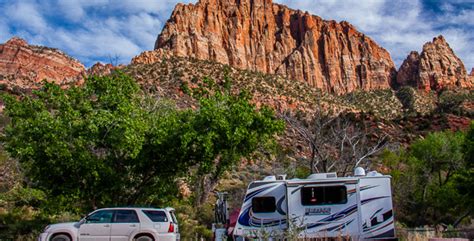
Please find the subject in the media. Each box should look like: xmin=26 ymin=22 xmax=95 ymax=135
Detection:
xmin=396 ymin=36 xmax=473 ymax=92
xmin=0 ymin=37 xmax=85 ymax=90
xmin=138 ymin=0 xmax=396 ymax=95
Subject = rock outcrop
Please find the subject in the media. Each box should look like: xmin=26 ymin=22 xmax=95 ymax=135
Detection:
xmin=87 ymin=62 xmax=125 ymax=77
xmin=132 ymin=49 xmax=174 ymax=65
xmin=135 ymin=0 xmax=396 ymax=95
xmin=396 ymin=36 xmax=473 ymax=92
xmin=470 ymin=68 xmax=474 ymax=84
xmin=0 ymin=37 xmax=85 ymax=90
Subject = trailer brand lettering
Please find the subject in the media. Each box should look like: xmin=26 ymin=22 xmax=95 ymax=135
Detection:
xmin=305 ymin=207 xmax=331 ymax=215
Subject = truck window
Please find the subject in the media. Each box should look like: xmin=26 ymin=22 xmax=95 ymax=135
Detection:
xmin=252 ymin=196 xmax=276 ymax=213
xmin=114 ymin=210 xmax=140 ymax=223
xmin=170 ymin=210 xmax=178 ymax=223
xmin=142 ymin=210 xmax=168 ymax=222
xmin=301 ymin=186 xmax=347 ymax=205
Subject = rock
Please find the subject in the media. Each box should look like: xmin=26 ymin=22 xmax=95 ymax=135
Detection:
xmin=396 ymin=51 xmax=420 ymax=87
xmin=132 ymin=49 xmax=173 ymax=65
xmin=0 ymin=37 xmax=85 ymax=90
xmin=139 ymin=0 xmax=396 ymax=95
xmin=87 ymin=62 xmax=125 ymax=77
xmin=396 ymin=36 xmax=473 ymax=92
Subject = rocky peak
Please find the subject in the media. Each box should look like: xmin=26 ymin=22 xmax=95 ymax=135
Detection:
xmin=138 ymin=0 xmax=396 ymax=95
xmin=0 ymin=37 xmax=86 ymax=91
xmin=6 ymin=37 xmax=28 ymax=47
xmin=396 ymin=35 xmax=473 ymax=91
xmin=396 ymin=51 xmax=420 ymax=87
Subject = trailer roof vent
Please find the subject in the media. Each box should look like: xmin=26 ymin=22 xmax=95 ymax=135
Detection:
xmin=326 ymin=173 xmax=337 ymax=178
xmin=354 ymin=167 xmax=366 ymax=176
xmin=277 ymin=174 xmax=287 ymax=180
xmin=307 ymin=173 xmax=337 ymax=179
xmin=367 ymin=171 xmax=383 ymax=177
xmin=263 ymin=175 xmax=276 ymax=181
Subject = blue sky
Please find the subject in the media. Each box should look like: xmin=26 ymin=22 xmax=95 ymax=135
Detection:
xmin=1 ymin=0 xmax=473 ymax=70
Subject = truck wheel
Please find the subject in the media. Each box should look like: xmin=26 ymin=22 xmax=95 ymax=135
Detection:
xmin=134 ymin=234 xmax=154 ymax=241
xmin=51 ymin=234 xmax=71 ymax=241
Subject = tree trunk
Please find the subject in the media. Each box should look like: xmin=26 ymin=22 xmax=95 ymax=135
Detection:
xmin=196 ymin=174 xmax=220 ymax=206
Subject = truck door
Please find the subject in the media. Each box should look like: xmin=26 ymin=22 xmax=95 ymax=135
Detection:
xmin=79 ymin=210 xmax=113 ymax=241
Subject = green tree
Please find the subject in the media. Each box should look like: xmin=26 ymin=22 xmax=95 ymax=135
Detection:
xmin=2 ymin=73 xmax=150 ymax=211
xmin=385 ymin=130 xmax=468 ymax=226
xmin=2 ymin=73 xmax=284 ymax=212
xmin=451 ymin=121 xmax=474 ymax=226
xmin=177 ymin=77 xmax=285 ymax=204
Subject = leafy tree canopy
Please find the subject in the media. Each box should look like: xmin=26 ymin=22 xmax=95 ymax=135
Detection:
xmin=383 ymin=128 xmax=472 ymax=227
xmin=1 ymin=73 xmax=284 ymax=212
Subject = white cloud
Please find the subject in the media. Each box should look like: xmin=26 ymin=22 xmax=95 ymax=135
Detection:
xmin=0 ymin=19 xmax=11 ymax=43
xmin=5 ymin=1 xmax=48 ymax=33
xmin=112 ymin=0 xmax=196 ymax=14
xmin=56 ymin=1 xmax=86 ymax=21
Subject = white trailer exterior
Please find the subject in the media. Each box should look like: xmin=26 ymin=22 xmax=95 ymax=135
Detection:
xmin=233 ymin=169 xmax=396 ymax=240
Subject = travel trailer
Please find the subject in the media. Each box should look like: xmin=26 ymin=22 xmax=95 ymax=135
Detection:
xmin=233 ymin=168 xmax=396 ymax=240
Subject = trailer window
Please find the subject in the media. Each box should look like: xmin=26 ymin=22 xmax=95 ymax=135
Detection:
xmin=301 ymin=186 xmax=347 ymax=205
xmin=252 ymin=196 xmax=276 ymax=213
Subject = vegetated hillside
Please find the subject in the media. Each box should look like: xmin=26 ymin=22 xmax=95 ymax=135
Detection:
xmin=124 ymin=54 xmax=472 ymax=183
xmin=125 ymin=56 xmax=404 ymax=119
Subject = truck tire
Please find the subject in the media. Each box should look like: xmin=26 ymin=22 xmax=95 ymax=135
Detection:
xmin=134 ymin=234 xmax=154 ymax=241
xmin=51 ymin=234 xmax=71 ymax=241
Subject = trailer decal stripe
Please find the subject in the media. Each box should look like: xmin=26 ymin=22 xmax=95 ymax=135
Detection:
xmin=276 ymin=196 xmax=286 ymax=215
xmin=361 ymin=196 xmax=389 ymax=205
xmin=318 ymin=219 xmax=355 ymax=232
xmin=365 ymin=228 xmax=395 ymax=239
xmin=237 ymin=207 xmax=287 ymax=227
xmin=306 ymin=205 xmax=358 ymax=229
xmin=363 ymin=209 xmax=393 ymax=232
xmin=305 ymin=196 xmax=388 ymax=230
xmin=370 ymin=208 xmax=383 ymax=219
xmin=369 ymin=220 xmax=393 ymax=233
xmin=244 ymin=184 xmax=277 ymax=202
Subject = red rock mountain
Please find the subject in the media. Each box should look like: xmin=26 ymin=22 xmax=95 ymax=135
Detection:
xmin=0 ymin=37 xmax=85 ymax=90
xmin=396 ymin=36 xmax=473 ymax=92
xmin=135 ymin=0 xmax=396 ymax=95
